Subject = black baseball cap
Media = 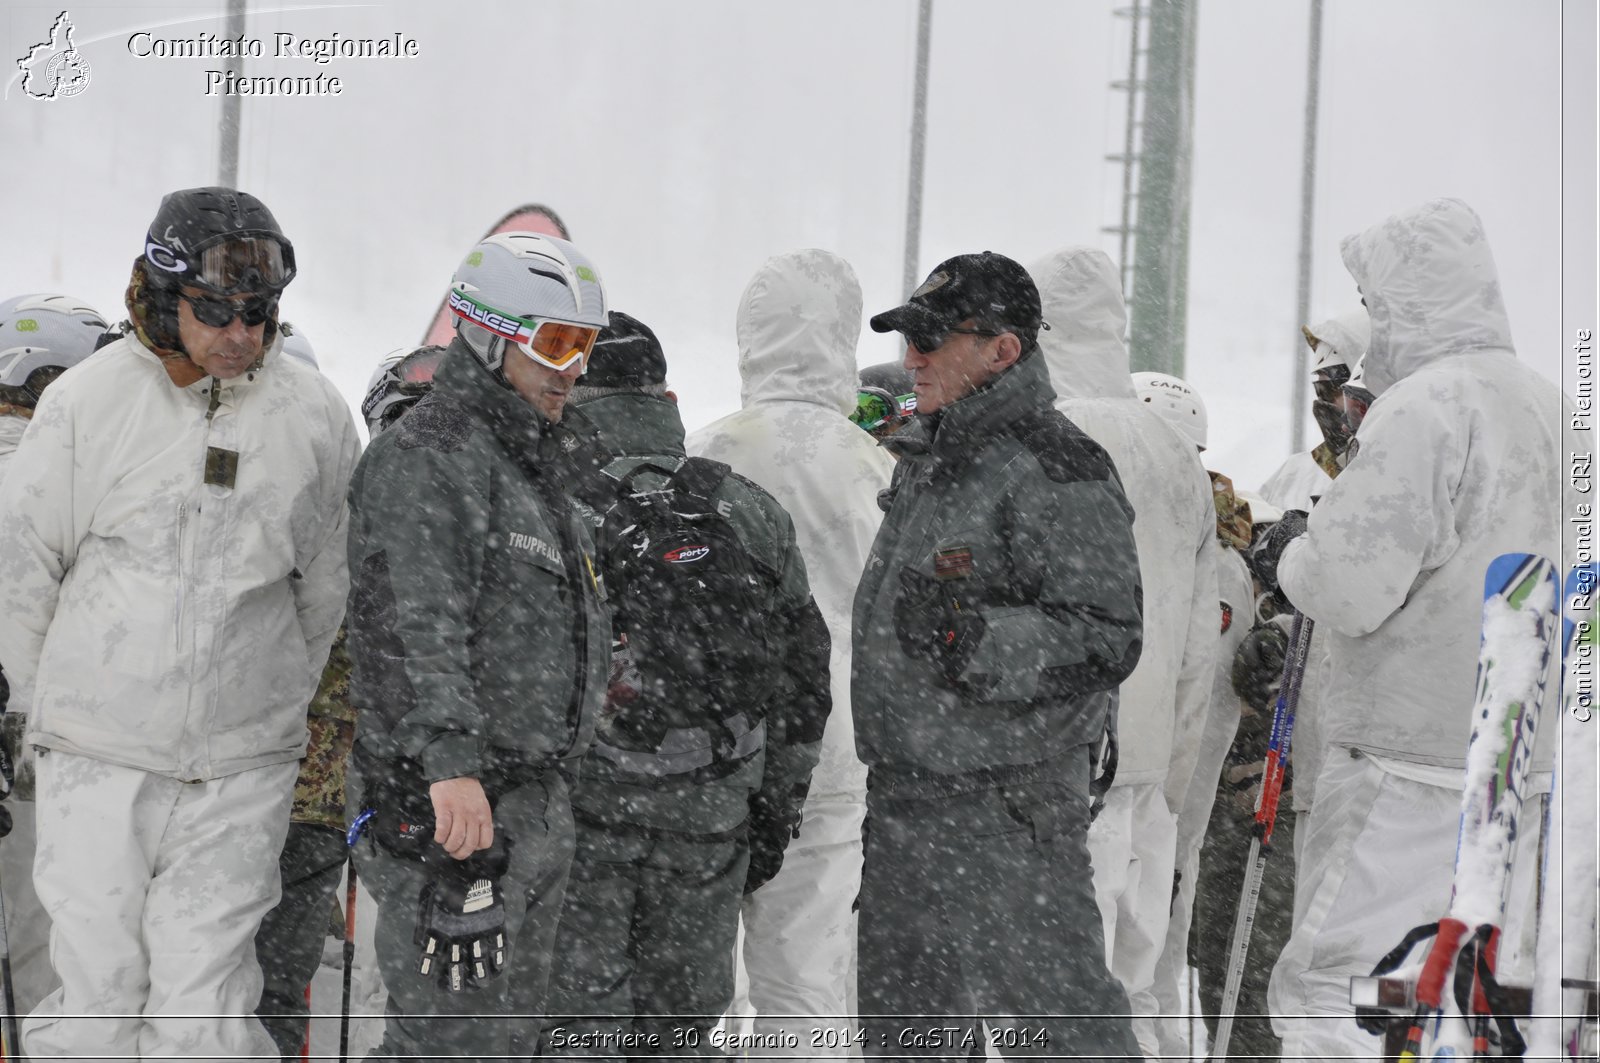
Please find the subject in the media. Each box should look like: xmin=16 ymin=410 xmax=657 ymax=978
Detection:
xmin=578 ymin=310 xmax=667 ymax=388
xmin=869 ymin=251 xmax=1046 ymax=352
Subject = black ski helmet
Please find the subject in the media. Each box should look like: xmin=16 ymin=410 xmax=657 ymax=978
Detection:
xmin=126 ymin=187 xmax=295 ymax=356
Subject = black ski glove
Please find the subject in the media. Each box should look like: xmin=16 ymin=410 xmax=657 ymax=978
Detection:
xmin=415 ymin=842 xmax=512 ymax=992
xmin=745 ymin=779 xmax=809 ymax=895
xmin=1246 ymin=510 xmax=1308 ymax=595
xmin=0 ymin=724 xmax=13 ymax=803
xmin=1231 ymin=623 xmax=1289 ymax=714
xmin=894 ymin=568 xmax=986 ymax=683
xmin=2 ymin=712 xmax=36 ymax=803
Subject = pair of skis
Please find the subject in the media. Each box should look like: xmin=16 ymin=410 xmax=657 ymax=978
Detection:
xmin=1213 ymin=553 xmax=1587 ymax=1059
xmin=1348 ymin=555 xmax=1594 ymax=1060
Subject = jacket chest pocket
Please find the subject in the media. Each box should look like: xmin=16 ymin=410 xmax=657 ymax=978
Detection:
xmin=477 ymin=523 xmax=570 ymax=635
xmin=908 ymin=521 xmax=1014 ymax=606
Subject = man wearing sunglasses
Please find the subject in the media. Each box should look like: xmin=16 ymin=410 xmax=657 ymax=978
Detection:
xmin=343 ymin=232 xmax=611 ymax=1061
xmin=851 ymin=251 xmax=1143 ymax=1058
xmin=0 ymin=187 xmax=359 ymax=1059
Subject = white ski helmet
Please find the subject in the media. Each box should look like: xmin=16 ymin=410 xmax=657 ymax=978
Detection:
xmin=1304 ymin=310 xmax=1371 ymax=377
xmin=278 ymin=321 xmax=318 ymax=369
xmin=362 ymin=344 xmax=446 ymax=436
xmin=446 ymin=232 xmax=608 ymax=381
xmin=0 ymin=293 xmax=109 ymax=407
xmin=1132 ymin=370 xmax=1208 ymax=450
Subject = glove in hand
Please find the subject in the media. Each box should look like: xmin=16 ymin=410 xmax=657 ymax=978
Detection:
xmin=894 ymin=568 xmax=986 ymax=683
xmin=0 ymin=724 xmax=13 ymax=803
xmin=745 ymin=780 xmax=809 ymax=895
xmin=1231 ymin=623 xmax=1289 ymax=714
xmin=415 ymin=863 xmax=509 ymax=992
xmin=1246 ymin=510 xmax=1308 ymax=595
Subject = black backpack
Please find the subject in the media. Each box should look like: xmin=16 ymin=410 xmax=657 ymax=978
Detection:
xmin=589 ymin=456 xmax=777 ymax=781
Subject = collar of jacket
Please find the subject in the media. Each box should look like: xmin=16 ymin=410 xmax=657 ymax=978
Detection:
xmin=885 ymin=352 xmax=1057 ymax=471
xmin=127 ymin=332 xmax=272 ymax=402
xmin=431 ymin=338 xmax=561 ymax=466
xmin=570 ymin=392 xmax=688 ymax=460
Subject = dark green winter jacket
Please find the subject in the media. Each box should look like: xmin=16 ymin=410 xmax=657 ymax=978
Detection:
xmin=851 ymin=352 xmax=1143 ymax=793
xmin=345 ymin=342 xmax=608 ymax=785
xmin=564 ymin=391 xmax=830 ymax=834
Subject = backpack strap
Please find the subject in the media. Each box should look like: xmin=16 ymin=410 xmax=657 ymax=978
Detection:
xmin=666 ymin=456 xmax=732 ymax=511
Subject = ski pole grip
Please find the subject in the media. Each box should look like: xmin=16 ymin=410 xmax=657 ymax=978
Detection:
xmin=1416 ymin=916 xmax=1469 ymax=1009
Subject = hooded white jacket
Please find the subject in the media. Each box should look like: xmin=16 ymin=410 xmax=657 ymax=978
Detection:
xmin=1029 ymin=247 xmax=1218 ymax=798
xmin=1278 ymin=199 xmax=1578 ymax=768
xmin=687 ymin=249 xmax=893 ymax=798
xmin=0 ymin=334 xmax=358 ymax=781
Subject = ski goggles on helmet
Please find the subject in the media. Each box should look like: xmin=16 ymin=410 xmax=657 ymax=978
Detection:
xmin=188 ymin=235 xmax=296 ymax=296
xmin=391 ymin=344 xmax=446 ymax=388
xmin=851 ymin=387 xmax=916 ymax=431
xmin=180 ymin=290 xmax=278 ymax=329
xmin=362 ymin=345 xmax=446 ymax=428
xmin=447 ymin=288 xmax=598 ymax=371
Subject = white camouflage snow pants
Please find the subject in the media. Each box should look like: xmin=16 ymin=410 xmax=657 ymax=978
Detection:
xmin=1087 ymin=780 xmax=1178 ymax=1059
xmin=0 ymin=796 xmax=59 ymax=1016
xmin=24 ymin=750 xmax=295 ymax=1060
xmin=1268 ymin=751 xmax=1545 ymax=1062
xmin=734 ymin=792 xmax=865 ymax=1058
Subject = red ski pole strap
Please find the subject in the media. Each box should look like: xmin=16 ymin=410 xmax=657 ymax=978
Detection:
xmin=1417 ymin=916 xmax=1470 ymax=1009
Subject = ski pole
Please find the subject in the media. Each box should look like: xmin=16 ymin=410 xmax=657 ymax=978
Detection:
xmin=339 ymin=859 xmax=357 ymax=1063
xmin=340 ymin=808 xmax=371 ymax=1063
xmin=0 ymin=847 xmax=21 ymax=1062
xmin=1212 ymin=609 xmax=1315 ymax=1061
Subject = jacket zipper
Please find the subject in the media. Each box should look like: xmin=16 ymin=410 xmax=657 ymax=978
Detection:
xmin=175 ymin=501 xmax=189 ymax=650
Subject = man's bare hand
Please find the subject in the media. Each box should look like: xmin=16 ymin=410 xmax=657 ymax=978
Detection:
xmin=430 ymin=776 xmax=493 ymax=860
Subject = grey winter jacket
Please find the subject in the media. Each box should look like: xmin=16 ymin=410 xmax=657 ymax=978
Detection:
xmin=562 ymin=391 xmax=830 ymax=833
xmin=851 ymin=352 xmax=1144 ymax=791
xmin=345 ymin=342 xmax=607 ymax=784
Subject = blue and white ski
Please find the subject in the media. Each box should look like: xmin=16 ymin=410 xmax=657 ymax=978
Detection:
xmin=1529 ymin=563 xmax=1599 ymax=1061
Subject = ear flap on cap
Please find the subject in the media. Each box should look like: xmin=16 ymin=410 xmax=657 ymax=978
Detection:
xmin=125 ymin=258 xmax=184 ymax=358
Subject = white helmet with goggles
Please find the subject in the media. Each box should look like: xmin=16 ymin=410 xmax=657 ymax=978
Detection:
xmin=447 ymin=232 xmax=608 ymax=384
xmin=362 ymin=344 xmax=446 ymax=436
xmin=0 ymin=293 xmax=109 ymax=408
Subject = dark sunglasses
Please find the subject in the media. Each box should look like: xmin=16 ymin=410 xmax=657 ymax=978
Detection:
xmin=903 ymin=324 xmax=1001 ymax=353
xmin=181 ymin=291 xmax=277 ymax=328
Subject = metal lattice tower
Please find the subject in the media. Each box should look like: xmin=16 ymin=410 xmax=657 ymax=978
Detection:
xmin=1103 ymin=0 xmax=1148 ymax=300
xmin=1105 ymin=0 xmax=1198 ymax=377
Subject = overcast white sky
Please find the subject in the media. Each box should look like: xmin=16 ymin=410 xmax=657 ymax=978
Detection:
xmin=1 ymin=1 xmax=1587 ymax=488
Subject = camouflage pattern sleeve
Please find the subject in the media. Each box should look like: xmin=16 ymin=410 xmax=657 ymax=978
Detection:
xmin=290 ymin=626 xmax=355 ymax=830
